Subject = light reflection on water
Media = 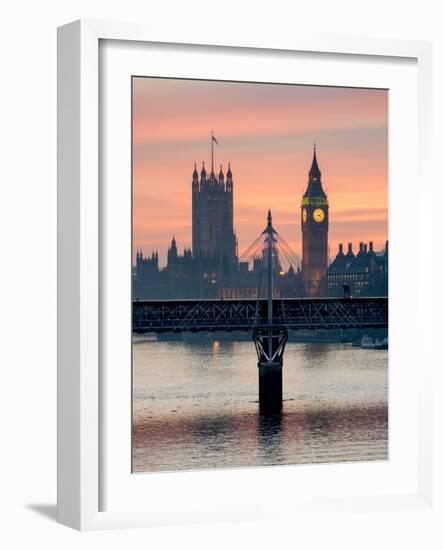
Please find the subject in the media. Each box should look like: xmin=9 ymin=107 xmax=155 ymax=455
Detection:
xmin=132 ymin=339 xmax=388 ymax=473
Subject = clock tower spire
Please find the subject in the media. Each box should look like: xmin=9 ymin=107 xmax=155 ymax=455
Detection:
xmin=301 ymin=144 xmax=329 ymax=296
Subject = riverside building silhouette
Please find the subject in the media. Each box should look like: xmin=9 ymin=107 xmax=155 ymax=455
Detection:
xmin=192 ymin=161 xmax=237 ymax=274
xmin=133 ymin=145 xmax=388 ymax=300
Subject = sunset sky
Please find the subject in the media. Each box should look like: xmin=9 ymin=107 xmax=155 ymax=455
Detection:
xmin=133 ymin=77 xmax=388 ymax=267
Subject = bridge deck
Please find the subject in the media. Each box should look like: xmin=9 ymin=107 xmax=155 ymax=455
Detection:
xmin=132 ymin=297 xmax=388 ymax=334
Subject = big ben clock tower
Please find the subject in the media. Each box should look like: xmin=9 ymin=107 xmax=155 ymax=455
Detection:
xmin=301 ymin=145 xmax=329 ymax=296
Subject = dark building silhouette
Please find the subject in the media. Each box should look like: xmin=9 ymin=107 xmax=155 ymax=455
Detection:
xmin=133 ymin=142 xmax=387 ymax=301
xmin=134 ymin=159 xmax=238 ymax=299
xmin=327 ymin=241 xmax=388 ymax=297
xmin=301 ymin=145 xmax=329 ymax=296
xmin=192 ymin=161 xmax=237 ymax=274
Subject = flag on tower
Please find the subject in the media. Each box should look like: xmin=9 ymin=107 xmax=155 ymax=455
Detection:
xmin=210 ymin=132 xmax=219 ymax=173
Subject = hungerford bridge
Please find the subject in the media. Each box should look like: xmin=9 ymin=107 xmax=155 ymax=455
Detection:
xmin=133 ymin=211 xmax=388 ymax=411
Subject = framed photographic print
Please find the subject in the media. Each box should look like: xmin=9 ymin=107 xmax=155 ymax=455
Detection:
xmin=57 ymin=20 xmax=434 ymax=530
xmin=131 ymin=77 xmax=389 ymax=474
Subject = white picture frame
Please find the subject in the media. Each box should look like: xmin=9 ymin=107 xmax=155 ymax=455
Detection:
xmin=57 ymin=19 xmax=435 ymax=531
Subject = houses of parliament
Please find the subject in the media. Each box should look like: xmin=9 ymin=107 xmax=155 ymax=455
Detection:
xmin=133 ymin=145 xmax=388 ymax=300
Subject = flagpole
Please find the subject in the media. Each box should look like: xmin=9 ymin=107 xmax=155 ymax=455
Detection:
xmin=211 ymin=130 xmax=214 ymax=173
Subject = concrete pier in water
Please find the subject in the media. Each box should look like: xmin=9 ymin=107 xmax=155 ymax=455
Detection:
xmin=258 ymin=361 xmax=283 ymax=412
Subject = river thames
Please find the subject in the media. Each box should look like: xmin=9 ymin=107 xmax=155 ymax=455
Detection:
xmin=132 ymin=338 xmax=388 ymax=473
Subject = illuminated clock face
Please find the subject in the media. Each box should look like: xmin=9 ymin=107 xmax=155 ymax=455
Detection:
xmin=302 ymin=208 xmax=307 ymax=223
xmin=313 ymin=208 xmax=325 ymax=223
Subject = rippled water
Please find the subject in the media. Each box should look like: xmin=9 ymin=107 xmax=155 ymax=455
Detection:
xmin=132 ymin=339 xmax=388 ymax=473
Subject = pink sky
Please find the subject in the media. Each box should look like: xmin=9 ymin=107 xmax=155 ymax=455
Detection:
xmin=133 ymin=78 xmax=388 ymax=267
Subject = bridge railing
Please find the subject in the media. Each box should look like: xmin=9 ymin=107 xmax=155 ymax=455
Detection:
xmin=132 ymin=297 xmax=388 ymax=334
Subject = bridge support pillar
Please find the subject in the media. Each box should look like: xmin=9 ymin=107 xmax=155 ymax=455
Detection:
xmin=253 ymin=328 xmax=288 ymax=413
xmin=258 ymin=361 xmax=283 ymax=412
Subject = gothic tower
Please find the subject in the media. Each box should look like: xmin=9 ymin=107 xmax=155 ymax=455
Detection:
xmin=301 ymin=145 xmax=329 ymax=296
xmin=191 ymin=154 xmax=236 ymax=274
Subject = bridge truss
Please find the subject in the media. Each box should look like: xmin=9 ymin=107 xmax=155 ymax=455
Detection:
xmin=132 ymin=296 xmax=388 ymax=334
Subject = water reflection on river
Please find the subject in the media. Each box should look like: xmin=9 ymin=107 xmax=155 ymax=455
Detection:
xmin=132 ymin=339 xmax=388 ymax=473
